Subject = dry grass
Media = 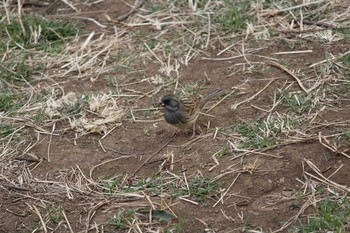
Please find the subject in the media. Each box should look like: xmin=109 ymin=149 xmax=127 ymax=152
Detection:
xmin=1 ymin=0 xmax=350 ymax=232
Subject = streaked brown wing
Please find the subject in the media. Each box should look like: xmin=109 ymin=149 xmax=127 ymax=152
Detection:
xmin=179 ymin=95 xmax=198 ymax=114
xmin=179 ymin=95 xmax=201 ymax=125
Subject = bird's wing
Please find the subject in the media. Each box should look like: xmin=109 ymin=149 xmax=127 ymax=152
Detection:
xmin=180 ymin=96 xmax=200 ymax=115
xmin=178 ymin=96 xmax=201 ymax=125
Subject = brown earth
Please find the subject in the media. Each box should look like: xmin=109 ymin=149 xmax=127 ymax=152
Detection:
xmin=1 ymin=0 xmax=350 ymax=233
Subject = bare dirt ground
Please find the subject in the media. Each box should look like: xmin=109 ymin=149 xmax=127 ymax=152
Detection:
xmin=1 ymin=0 xmax=350 ymax=232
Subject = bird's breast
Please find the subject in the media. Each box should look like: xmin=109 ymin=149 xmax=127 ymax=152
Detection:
xmin=164 ymin=110 xmax=184 ymax=125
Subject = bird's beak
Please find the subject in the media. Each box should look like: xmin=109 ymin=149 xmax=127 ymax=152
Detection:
xmin=159 ymin=102 xmax=165 ymax=107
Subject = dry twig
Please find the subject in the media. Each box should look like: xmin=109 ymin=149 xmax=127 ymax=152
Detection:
xmin=117 ymin=0 xmax=146 ymax=21
xmin=267 ymin=61 xmax=309 ymax=93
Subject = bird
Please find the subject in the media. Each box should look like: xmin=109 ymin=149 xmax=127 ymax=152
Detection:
xmin=160 ymin=88 xmax=223 ymax=132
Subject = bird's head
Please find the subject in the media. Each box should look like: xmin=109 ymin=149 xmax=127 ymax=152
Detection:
xmin=160 ymin=94 xmax=180 ymax=111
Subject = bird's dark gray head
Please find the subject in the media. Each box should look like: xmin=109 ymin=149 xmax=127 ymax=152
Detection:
xmin=160 ymin=95 xmax=180 ymax=111
xmin=160 ymin=94 xmax=184 ymax=125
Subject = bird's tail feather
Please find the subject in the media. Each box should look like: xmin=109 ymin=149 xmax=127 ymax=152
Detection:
xmin=199 ymin=88 xmax=224 ymax=109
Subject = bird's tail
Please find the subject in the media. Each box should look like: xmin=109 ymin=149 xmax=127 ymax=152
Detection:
xmin=199 ymin=88 xmax=224 ymax=109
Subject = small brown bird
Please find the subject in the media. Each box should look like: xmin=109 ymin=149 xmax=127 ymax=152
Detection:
xmin=160 ymin=88 xmax=223 ymax=131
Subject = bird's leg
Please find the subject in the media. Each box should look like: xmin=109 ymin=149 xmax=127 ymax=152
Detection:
xmin=171 ymin=129 xmax=180 ymax=138
xmin=190 ymin=123 xmax=196 ymax=139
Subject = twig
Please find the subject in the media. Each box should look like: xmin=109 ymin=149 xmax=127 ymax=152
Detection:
xmin=47 ymin=123 xmax=56 ymax=162
xmin=143 ymin=191 xmax=156 ymax=210
xmin=273 ymin=50 xmax=313 ymax=55
xmin=235 ymin=150 xmax=281 ymax=159
xmin=85 ymin=201 xmax=109 ymax=233
xmin=101 ymin=125 xmax=118 ymax=139
xmin=61 ymin=0 xmax=78 ymax=12
xmin=32 ymin=205 xmax=47 ymax=233
xmin=1 ymin=184 xmax=30 ymax=192
xmin=3 ymin=0 xmax=10 ymax=23
xmin=104 ymin=147 xmax=131 ymax=155
xmin=301 ymin=19 xmax=333 ymax=29
xmin=304 ymin=159 xmax=350 ymax=192
xmin=208 ymin=152 xmax=219 ymax=171
xmin=128 ymin=136 xmax=175 ymax=178
xmin=1 ymin=126 xmax=25 ymax=157
xmin=318 ymin=132 xmax=350 ymax=159
xmin=206 ymin=89 xmax=236 ymax=113
xmin=273 ymin=194 xmax=314 ymax=232
xmin=45 ymin=0 xmax=60 ymax=14
xmin=71 ymin=16 xmax=107 ymax=28
xmin=309 ymin=50 xmax=350 ymax=68
xmin=196 ymin=217 xmax=209 ymax=227
xmin=267 ymin=61 xmax=309 ymax=93
xmin=262 ymin=0 xmax=328 ymax=16
xmin=213 ymin=173 xmax=240 ymax=207
xmin=17 ymin=0 xmax=26 ymax=36
xmin=201 ymin=54 xmax=246 ymax=61
xmin=183 ymin=171 xmax=190 ymax=194
xmin=98 ymin=140 xmax=106 ymax=153
xmin=5 ymin=208 xmax=27 ymax=217
xmin=178 ymin=196 xmax=198 ymax=205
xmin=161 ymin=198 xmax=177 ymax=218
xmin=117 ymin=0 xmax=146 ymax=21
xmin=89 ymin=156 xmax=136 ymax=179
xmin=61 ymin=210 xmax=74 ymax=233
xmin=231 ymin=79 xmax=274 ymax=109
xmin=205 ymin=13 xmax=211 ymax=48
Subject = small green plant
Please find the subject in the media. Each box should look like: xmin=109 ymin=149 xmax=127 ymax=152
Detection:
xmin=0 ymin=60 xmax=35 ymax=84
xmin=235 ymin=115 xmax=303 ymax=149
xmin=143 ymin=127 xmax=150 ymax=136
xmin=278 ymin=91 xmax=313 ymax=114
xmin=111 ymin=208 xmax=138 ymax=229
xmin=62 ymin=100 xmax=85 ymax=116
xmin=0 ymin=88 xmax=27 ymax=112
xmin=0 ymin=124 xmax=16 ymax=138
xmin=120 ymin=176 xmax=161 ymax=195
xmin=187 ymin=177 xmax=216 ymax=201
xmin=268 ymin=28 xmax=280 ymax=37
xmin=236 ymin=120 xmax=277 ymax=148
xmin=171 ymin=176 xmax=218 ymax=202
xmin=180 ymin=84 xmax=200 ymax=95
xmin=47 ymin=205 xmax=63 ymax=223
xmin=290 ymin=190 xmax=303 ymax=210
xmin=31 ymin=110 xmax=47 ymax=122
xmin=0 ymin=14 xmax=78 ymax=52
xmin=101 ymin=174 xmax=162 ymax=194
xmin=179 ymin=81 xmax=206 ymax=96
xmin=110 ymin=208 xmax=177 ymax=230
xmin=134 ymin=28 xmax=149 ymax=39
xmin=115 ymin=50 xmax=136 ymax=65
xmin=345 ymin=131 xmax=350 ymax=143
xmin=262 ymin=0 xmax=273 ymax=8
xmin=216 ymin=0 xmax=252 ymax=31
xmin=166 ymin=216 xmax=186 ymax=233
xmin=296 ymin=197 xmax=350 ymax=232
xmin=102 ymin=173 xmax=218 ymax=203
xmin=145 ymin=38 xmax=159 ymax=49
xmin=218 ymin=144 xmax=230 ymax=157
xmin=144 ymin=1 xmax=168 ymax=13
xmin=335 ymin=28 xmax=350 ymax=39
xmin=102 ymin=174 xmax=125 ymax=194
xmin=340 ymin=53 xmax=350 ymax=70
xmin=141 ymin=110 xmax=155 ymax=119
xmin=105 ymin=76 xmax=119 ymax=87
xmin=243 ymin=222 xmax=251 ymax=231
xmin=328 ymin=129 xmax=350 ymax=149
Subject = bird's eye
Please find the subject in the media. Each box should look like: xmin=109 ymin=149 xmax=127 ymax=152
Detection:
xmin=171 ymin=100 xmax=178 ymax=106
